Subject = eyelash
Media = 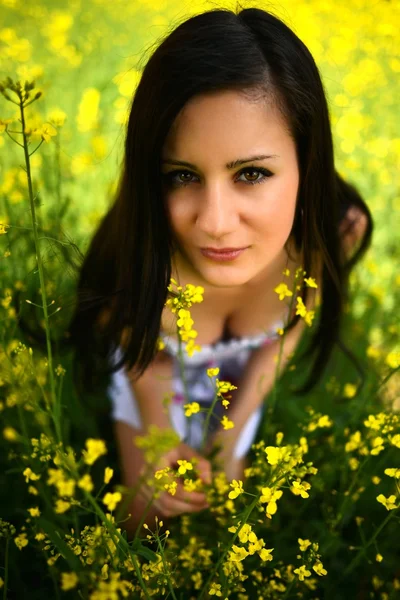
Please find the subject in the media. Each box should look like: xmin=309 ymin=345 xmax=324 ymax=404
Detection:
xmin=163 ymin=166 xmax=273 ymax=188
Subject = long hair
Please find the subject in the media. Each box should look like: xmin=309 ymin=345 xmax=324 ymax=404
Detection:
xmin=63 ymin=7 xmax=373 ymax=395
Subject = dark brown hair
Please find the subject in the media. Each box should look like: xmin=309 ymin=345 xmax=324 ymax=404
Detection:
xmin=66 ymin=7 xmax=373 ymax=395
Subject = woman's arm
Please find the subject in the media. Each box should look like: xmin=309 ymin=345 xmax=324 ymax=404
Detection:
xmin=114 ymin=351 xmax=212 ymax=536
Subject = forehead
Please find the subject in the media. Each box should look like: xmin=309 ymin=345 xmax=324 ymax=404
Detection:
xmin=162 ymin=89 xmax=294 ymax=159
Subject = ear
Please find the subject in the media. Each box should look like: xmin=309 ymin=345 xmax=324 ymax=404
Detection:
xmin=339 ymin=205 xmax=369 ymax=260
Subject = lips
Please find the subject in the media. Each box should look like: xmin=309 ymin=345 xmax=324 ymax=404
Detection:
xmin=201 ymin=247 xmax=247 ymax=253
xmin=200 ymin=247 xmax=248 ymax=261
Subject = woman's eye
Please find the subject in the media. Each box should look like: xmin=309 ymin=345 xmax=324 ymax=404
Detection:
xmin=163 ymin=167 xmax=272 ymax=187
xmin=238 ymin=168 xmax=272 ymax=185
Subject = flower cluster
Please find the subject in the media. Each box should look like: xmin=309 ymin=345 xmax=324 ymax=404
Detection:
xmin=165 ymin=278 xmax=204 ymax=356
xmin=274 ymin=267 xmax=318 ymax=329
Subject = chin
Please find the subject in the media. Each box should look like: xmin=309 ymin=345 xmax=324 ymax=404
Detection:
xmin=199 ymin=267 xmax=255 ymax=288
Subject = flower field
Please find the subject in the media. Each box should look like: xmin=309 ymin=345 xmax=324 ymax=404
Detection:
xmin=0 ymin=0 xmax=399 ymax=598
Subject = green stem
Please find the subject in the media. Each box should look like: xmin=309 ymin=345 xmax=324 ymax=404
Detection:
xmin=83 ymin=490 xmax=152 ymax=598
xmin=19 ymin=95 xmax=61 ymax=444
xmin=82 ymin=487 xmax=153 ymax=599
xmin=375 ymin=365 xmax=400 ymax=395
xmin=280 ymin=577 xmax=296 ymax=600
xmin=333 ymin=456 xmax=371 ymax=528
xmin=176 ymin=328 xmax=191 ymax=404
xmin=200 ymin=389 xmax=220 ymax=453
xmin=197 ymin=494 xmax=260 ymax=600
xmin=343 ymin=509 xmax=397 ymax=577
xmin=269 ymin=296 xmax=295 ymax=419
xmin=155 ymin=532 xmax=178 ymax=600
xmin=3 ymin=536 xmax=9 ymax=600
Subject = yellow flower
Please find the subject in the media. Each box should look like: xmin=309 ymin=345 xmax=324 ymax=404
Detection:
xmin=304 ymin=277 xmax=318 ymax=288
xmin=207 ymin=367 xmax=220 ymax=378
xmin=56 ymin=479 xmax=76 ymax=497
xmin=228 ymin=545 xmax=249 ymax=562
xmin=228 ymin=480 xmax=244 ymax=499
xmin=103 ymin=492 xmax=122 ymax=511
xmin=390 ymin=434 xmax=400 ymax=449
xmin=183 ymin=479 xmax=198 ymax=492
xmin=54 ymin=499 xmax=71 ymax=514
xmin=176 ymin=460 xmax=193 ymax=475
xmin=27 ymin=507 xmax=40 ymax=517
xmin=82 ymin=439 xmax=107 ymax=465
xmin=282 ymin=268 xmax=290 ymax=276
xmin=377 ymin=494 xmax=397 ymax=510
xmin=385 ymin=351 xmax=400 ymax=369
xmin=221 ymin=415 xmax=234 ymax=430
xmin=274 ymin=283 xmax=293 ymax=301
xmin=376 ymin=554 xmax=383 ymax=562
xmin=304 ymin=310 xmax=315 ymax=327
xmin=0 ymin=118 xmax=13 ymax=133
xmin=23 ymin=468 xmax=41 ymax=483
xmin=294 ymin=565 xmax=311 ymax=581
xmin=313 ymin=561 xmax=328 ymax=576
xmin=154 ymin=467 xmax=170 ymax=480
xmin=216 ymin=380 xmax=238 ymax=394
xmin=38 ymin=123 xmax=57 ymax=143
xmin=296 ymin=296 xmax=307 ymax=317
xmin=184 ymin=402 xmax=201 ymax=417
xmin=104 ymin=467 xmax=114 ymax=484
xmin=348 ymin=457 xmax=359 ymax=471
xmin=258 ymin=547 xmax=274 ymax=561
xmin=370 ymin=436 xmax=385 ymax=456
xmin=77 ymin=474 xmax=94 ymax=493
xmin=47 ymin=108 xmax=67 ymax=127
xmin=3 ymin=427 xmax=18 ymax=441
xmin=164 ymin=481 xmax=177 ymax=496
xmin=101 ymin=564 xmax=109 ymax=579
xmin=60 ymin=572 xmax=79 ymax=591
xmin=298 ymin=538 xmax=311 ymax=552
xmin=317 ymin=415 xmax=332 ymax=428
xmin=384 ymin=468 xmax=400 ymax=479
xmin=264 ymin=446 xmax=282 ymax=466
xmin=28 ymin=486 xmax=38 ymax=495
xmin=0 ymin=223 xmax=10 ymax=235
xmin=209 ymin=582 xmax=222 ymax=596
xmin=260 ymin=487 xmax=283 ymax=518
xmin=14 ymin=533 xmax=28 ymax=550
xmin=156 ymin=337 xmax=166 ymax=351
xmin=290 ymin=480 xmax=311 ymax=499
xmin=343 ymin=383 xmax=357 ymax=398
xmin=35 ymin=533 xmax=46 ymax=541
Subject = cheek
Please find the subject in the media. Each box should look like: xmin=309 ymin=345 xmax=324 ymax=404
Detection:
xmin=166 ymin=201 xmax=190 ymax=237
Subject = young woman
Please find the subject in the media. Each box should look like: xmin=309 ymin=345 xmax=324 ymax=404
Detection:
xmin=68 ymin=7 xmax=372 ymax=533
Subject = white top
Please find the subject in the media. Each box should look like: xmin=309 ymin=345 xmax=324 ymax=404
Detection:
xmin=107 ymin=319 xmax=283 ymax=459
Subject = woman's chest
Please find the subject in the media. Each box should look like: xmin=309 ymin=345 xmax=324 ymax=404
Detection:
xmin=160 ymin=287 xmax=287 ymax=346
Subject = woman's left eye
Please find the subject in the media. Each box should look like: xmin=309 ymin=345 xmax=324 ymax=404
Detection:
xmin=163 ymin=167 xmax=272 ymax=187
xmin=237 ymin=167 xmax=272 ymax=185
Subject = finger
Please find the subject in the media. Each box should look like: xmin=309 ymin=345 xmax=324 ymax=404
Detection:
xmin=173 ymin=481 xmax=209 ymax=506
xmin=192 ymin=455 xmax=212 ymax=485
xmin=167 ymin=444 xmax=212 ymax=485
xmin=159 ymin=491 xmax=209 ymax=517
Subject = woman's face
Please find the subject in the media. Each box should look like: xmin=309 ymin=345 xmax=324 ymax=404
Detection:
xmin=161 ymin=89 xmax=300 ymax=290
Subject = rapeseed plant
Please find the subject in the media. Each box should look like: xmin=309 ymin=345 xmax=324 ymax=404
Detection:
xmin=1 ymin=51 xmax=399 ymax=599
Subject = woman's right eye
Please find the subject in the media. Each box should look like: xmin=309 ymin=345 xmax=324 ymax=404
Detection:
xmin=162 ymin=170 xmax=196 ymax=187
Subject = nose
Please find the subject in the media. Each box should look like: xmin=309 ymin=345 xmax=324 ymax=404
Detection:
xmin=195 ymin=182 xmax=239 ymax=240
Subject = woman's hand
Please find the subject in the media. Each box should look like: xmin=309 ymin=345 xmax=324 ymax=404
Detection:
xmin=140 ymin=441 xmax=212 ymax=519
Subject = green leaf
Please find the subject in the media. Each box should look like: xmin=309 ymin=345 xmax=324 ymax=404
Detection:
xmin=38 ymin=517 xmax=81 ymax=570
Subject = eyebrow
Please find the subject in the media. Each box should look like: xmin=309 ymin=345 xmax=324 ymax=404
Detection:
xmin=161 ymin=154 xmax=280 ymax=170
